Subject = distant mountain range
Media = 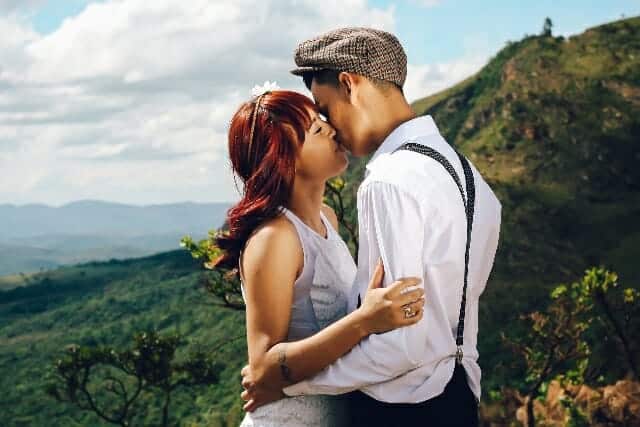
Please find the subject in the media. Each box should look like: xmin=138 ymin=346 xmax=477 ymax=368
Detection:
xmin=0 ymin=200 xmax=230 ymax=275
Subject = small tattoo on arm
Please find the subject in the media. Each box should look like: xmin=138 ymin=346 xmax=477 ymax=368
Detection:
xmin=278 ymin=345 xmax=293 ymax=383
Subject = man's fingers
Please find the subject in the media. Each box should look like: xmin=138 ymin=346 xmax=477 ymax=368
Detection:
xmin=241 ymin=377 xmax=254 ymax=391
xmin=396 ymin=288 xmax=425 ymax=306
xmin=402 ymin=298 xmax=425 ymax=314
xmin=387 ymin=277 xmax=422 ymax=297
xmin=243 ymin=399 xmax=256 ymax=412
xmin=367 ymin=258 xmax=385 ymax=290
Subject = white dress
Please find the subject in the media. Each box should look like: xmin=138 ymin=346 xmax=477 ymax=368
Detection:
xmin=238 ymin=206 xmax=358 ymax=427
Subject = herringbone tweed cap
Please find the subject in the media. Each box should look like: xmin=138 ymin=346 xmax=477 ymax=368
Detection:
xmin=291 ymin=27 xmax=407 ymax=87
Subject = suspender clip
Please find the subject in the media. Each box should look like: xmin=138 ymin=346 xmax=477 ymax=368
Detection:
xmin=455 ymin=346 xmax=464 ymax=364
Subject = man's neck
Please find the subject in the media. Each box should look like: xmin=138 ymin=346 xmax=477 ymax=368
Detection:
xmin=367 ymin=97 xmax=417 ymax=155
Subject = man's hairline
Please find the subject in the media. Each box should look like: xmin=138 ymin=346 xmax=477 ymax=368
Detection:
xmin=303 ymin=69 xmax=403 ymax=96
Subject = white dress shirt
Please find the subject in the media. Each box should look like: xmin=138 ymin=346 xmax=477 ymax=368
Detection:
xmin=283 ymin=115 xmax=502 ymax=403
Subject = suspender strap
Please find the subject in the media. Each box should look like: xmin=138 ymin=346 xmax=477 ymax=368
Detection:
xmin=392 ymin=142 xmax=475 ymax=364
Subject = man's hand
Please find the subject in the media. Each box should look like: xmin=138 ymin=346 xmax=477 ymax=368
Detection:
xmin=240 ymin=364 xmax=286 ymax=412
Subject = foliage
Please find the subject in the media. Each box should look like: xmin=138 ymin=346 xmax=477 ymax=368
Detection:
xmin=502 ymin=267 xmax=639 ymax=425
xmin=45 ymin=330 xmax=223 ymax=426
xmin=180 ymin=231 xmax=244 ymax=310
xmin=553 ymin=268 xmax=640 ymax=382
xmin=323 ymin=177 xmax=359 ymax=255
xmin=542 ymin=17 xmax=553 ymax=37
xmin=0 ymin=250 xmax=247 ymax=426
xmin=502 ymin=274 xmax=591 ymax=426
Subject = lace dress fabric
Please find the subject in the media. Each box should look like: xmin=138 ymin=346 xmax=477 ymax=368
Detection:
xmin=238 ymin=207 xmax=357 ymax=427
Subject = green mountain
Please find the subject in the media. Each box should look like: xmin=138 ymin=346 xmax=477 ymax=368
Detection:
xmin=1 ymin=16 xmax=639 ymax=426
xmin=0 ymin=250 xmax=248 ymax=426
xmin=411 ymin=16 xmax=640 ymax=287
xmin=409 ymin=17 xmax=640 ymax=385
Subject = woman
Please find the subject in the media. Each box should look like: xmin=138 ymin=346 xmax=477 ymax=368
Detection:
xmin=214 ymin=89 xmax=425 ymax=427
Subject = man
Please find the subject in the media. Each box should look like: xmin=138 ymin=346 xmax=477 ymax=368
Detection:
xmin=242 ymin=27 xmax=502 ymax=426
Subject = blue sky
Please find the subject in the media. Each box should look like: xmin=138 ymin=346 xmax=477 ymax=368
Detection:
xmin=377 ymin=0 xmax=639 ymax=63
xmin=384 ymin=0 xmax=640 ymax=63
xmin=1 ymin=1 xmax=638 ymax=206
xmin=31 ymin=1 xmax=640 ymax=64
xmin=30 ymin=0 xmax=103 ymax=33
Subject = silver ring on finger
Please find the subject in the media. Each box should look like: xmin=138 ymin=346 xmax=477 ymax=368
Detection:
xmin=403 ymin=305 xmax=414 ymax=319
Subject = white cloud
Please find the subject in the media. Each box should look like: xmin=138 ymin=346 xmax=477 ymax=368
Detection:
xmin=404 ymin=54 xmax=488 ymax=102
xmin=404 ymin=33 xmax=490 ymax=102
xmin=0 ymin=0 xmax=395 ymax=206
xmin=1 ymin=0 xmax=491 ymax=206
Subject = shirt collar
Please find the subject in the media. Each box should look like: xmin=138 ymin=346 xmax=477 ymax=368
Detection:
xmin=366 ymin=115 xmax=440 ymax=172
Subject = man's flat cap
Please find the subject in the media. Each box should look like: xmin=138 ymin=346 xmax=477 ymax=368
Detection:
xmin=291 ymin=27 xmax=407 ymax=88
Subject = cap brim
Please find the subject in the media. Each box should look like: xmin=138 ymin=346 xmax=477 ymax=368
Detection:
xmin=290 ymin=66 xmax=327 ymax=76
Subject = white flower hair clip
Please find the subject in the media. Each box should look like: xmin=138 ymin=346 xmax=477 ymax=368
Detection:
xmin=251 ymin=80 xmax=280 ymax=97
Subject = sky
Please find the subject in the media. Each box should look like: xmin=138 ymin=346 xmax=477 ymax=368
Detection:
xmin=1 ymin=0 xmax=638 ymax=207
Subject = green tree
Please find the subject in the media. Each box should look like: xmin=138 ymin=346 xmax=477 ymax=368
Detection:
xmin=46 ymin=330 xmax=223 ymax=427
xmin=502 ymin=267 xmax=639 ymax=426
xmin=542 ymin=17 xmax=553 ymax=36
xmin=323 ymin=176 xmax=359 ymax=255
xmin=181 ymin=230 xmax=244 ymax=310
xmin=502 ymin=289 xmax=590 ymax=426
xmin=553 ymin=267 xmax=639 ymax=381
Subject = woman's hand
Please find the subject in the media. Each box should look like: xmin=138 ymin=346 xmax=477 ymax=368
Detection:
xmin=358 ymin=259 xmax=425 ymax=334
xmin=240 ymin=364 xmax=284 ymax=412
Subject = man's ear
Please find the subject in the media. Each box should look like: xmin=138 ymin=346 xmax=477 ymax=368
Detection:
xmin=337 ymin=72 xmax=354 ymax=99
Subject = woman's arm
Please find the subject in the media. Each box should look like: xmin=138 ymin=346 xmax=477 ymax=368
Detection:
xmin=240 ymin=210 xmax=424 ymax=410
xmin=245 ymin=268 xmax=423 ymax=386
xmin=240 ymin=216 xmax=302 ymax=397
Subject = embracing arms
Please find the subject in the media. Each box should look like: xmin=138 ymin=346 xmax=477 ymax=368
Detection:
xmin=274 ymin=182 xmax=431 ymax=397
xmin=239 ymin=207 xmax=424 ymax=410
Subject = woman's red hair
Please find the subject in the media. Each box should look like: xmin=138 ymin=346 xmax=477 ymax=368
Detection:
xmin=214 ymin=90 xmax=317 ymax=271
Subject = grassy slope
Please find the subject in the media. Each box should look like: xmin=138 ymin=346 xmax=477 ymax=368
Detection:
xmin=411 ymin=17 xmax=640 ymax=284
xmin=0 ymin=251 xmax=247 ymax=427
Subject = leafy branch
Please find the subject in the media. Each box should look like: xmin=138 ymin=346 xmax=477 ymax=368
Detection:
xmin=46 ymin=330 xmax=224 ymax=426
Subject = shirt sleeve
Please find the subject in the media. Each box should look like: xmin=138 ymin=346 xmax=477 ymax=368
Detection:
xmin=283 ymin=180 xmax=429 ymax=396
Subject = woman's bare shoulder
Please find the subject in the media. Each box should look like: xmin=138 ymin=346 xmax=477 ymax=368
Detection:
xmin=242 ymin=214 xmax=302 ymax=276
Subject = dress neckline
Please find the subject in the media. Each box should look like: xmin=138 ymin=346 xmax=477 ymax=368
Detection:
xmin=281 ymin=206 xmax=333 ymax=241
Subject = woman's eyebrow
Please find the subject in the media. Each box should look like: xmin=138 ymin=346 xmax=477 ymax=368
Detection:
xmin=308 ymin=116 xmax=320 ymax=130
